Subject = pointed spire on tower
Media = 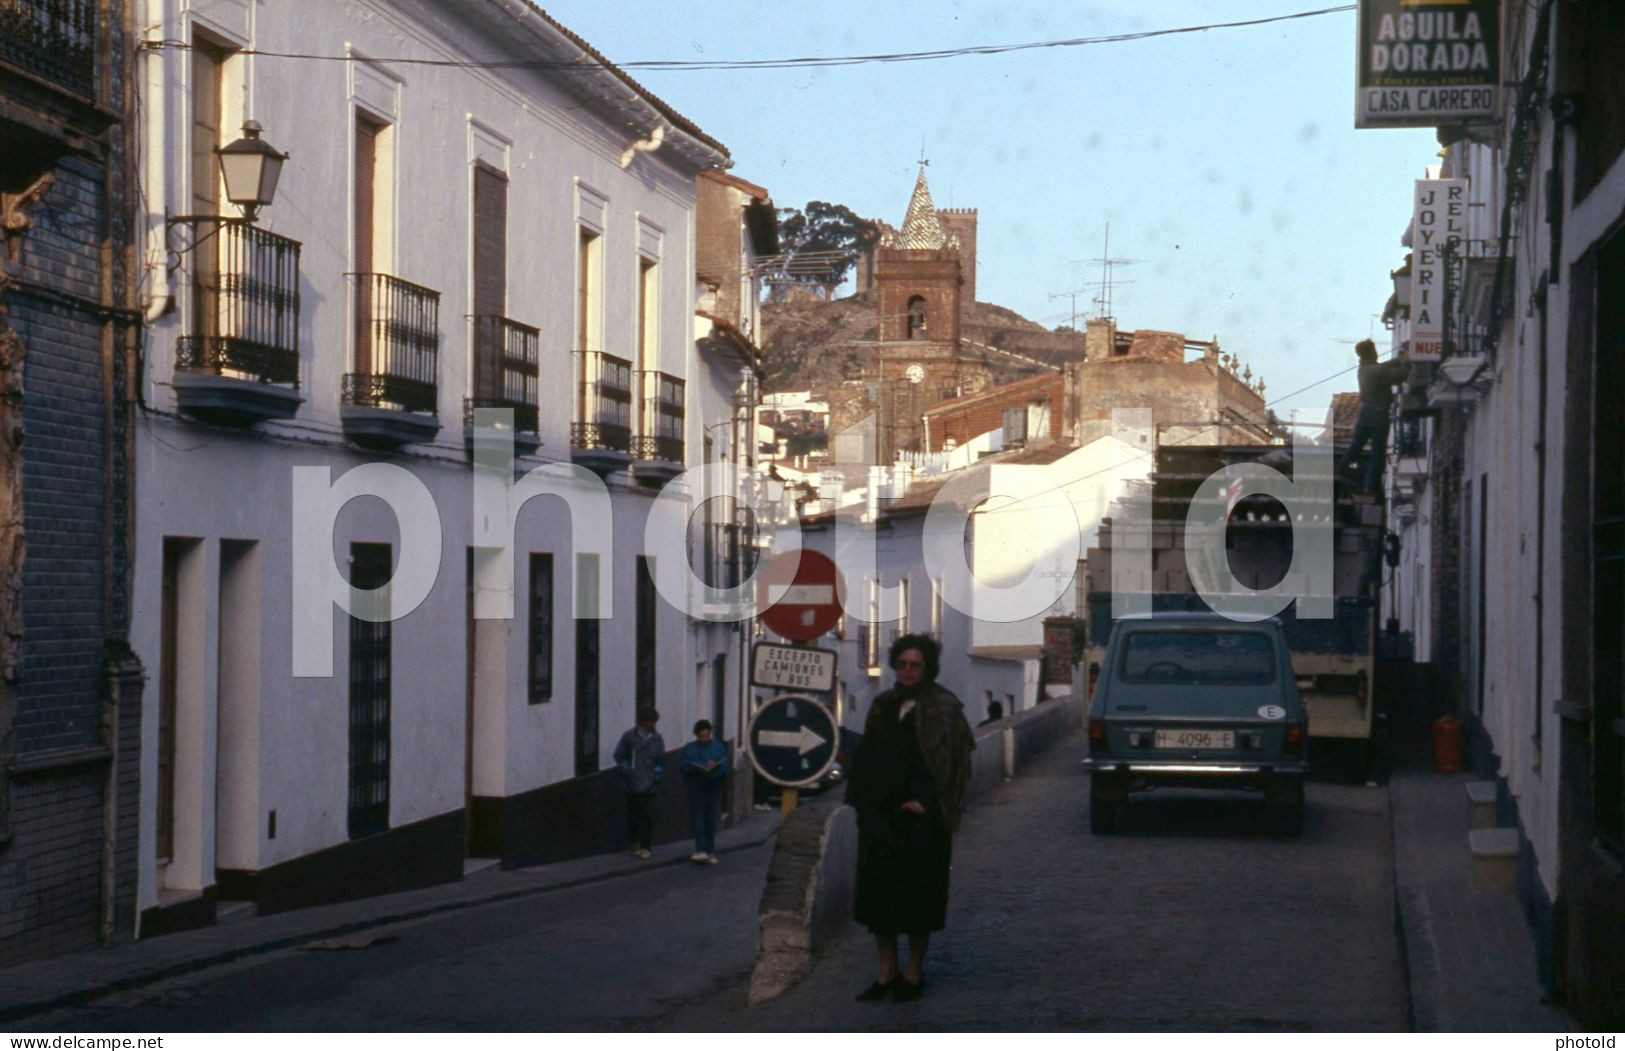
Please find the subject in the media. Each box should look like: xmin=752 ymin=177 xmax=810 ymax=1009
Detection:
xmin=899 ymin=165 xmax=954 ymax=250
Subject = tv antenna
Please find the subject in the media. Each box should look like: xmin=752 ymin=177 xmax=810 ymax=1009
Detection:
xmin=1047 ymin=286 xmax=1093 ymax=333
xmin=1078 ymin=222 xmax=1138 ymax=320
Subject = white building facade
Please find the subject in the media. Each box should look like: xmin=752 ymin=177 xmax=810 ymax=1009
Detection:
xmin=131 ymin=0 xmax=747 ymax=928
xmin=1376 ymin=2 xmax=1625 ymax=1027
xmin=798 ymin=434 xmax=1152 ymax=734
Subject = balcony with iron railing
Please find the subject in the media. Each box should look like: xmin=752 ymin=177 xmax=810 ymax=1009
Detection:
xmin=464 ymin=314 xmax=540 ymax=457
xmin=570 ymin=349 xmax=632 ymax=474
xmin=630 ymin=369 xmax=684 ymax=484
xmin=342 ymin=273 xmax=441 ymax=447
xmin=1394 ymin=416 xmax=1428 ymax=482
xmin=171 ymin=217 xmax=304 ymax=425
xmin=0 ymin=0 xmax=96 ymax=99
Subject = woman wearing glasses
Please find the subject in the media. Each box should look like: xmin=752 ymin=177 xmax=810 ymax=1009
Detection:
xmin=845 ymin=633 xmax=975 ymax=1003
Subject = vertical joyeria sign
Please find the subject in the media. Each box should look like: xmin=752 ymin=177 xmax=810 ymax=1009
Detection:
xmin=1410 ymin=177 xmax=1468 ymax=362
xmin=1356 ymin=0 xmax=1500 ymax=130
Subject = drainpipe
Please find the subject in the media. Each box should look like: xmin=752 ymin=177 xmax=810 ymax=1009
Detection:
xmin=732 ymin=365 xmax=755 ymax=821
xmin=140 ymin=2 xmax=171 ymax=323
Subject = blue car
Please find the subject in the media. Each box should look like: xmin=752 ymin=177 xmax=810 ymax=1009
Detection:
xmin=1081 ymin=613 xmax=1309 ymax=836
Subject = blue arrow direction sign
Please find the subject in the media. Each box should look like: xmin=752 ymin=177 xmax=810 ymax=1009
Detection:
xmin=747 ymin=694 xmax=839 ymax=788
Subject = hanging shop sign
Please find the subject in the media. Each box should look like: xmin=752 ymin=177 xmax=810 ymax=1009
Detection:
xmin=1409 ymin=177 xmax=1468 ymax=361
xmin=1356 ymin=0 xmax=1500 ymax=130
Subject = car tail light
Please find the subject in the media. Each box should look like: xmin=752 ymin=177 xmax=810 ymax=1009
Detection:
xmin=1284 ymin=721 xmax=1304 ymax=753
xmin=1089 ymin=717 xmax=1107 ymax=753
xmin=1356 ymin=670 xmax=1369 ymax=708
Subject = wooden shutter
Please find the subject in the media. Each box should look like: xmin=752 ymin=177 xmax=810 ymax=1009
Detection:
xmin=472 ymin=164 xmax=508 ymax=402
xmin=190 ymin=43 xmax=223 ymax=340
xmin=353 ymin=115 xmax=379 ymax=376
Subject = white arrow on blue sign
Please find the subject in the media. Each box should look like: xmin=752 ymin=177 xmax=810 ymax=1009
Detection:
xmin=747 ymin=694 xmax=839 ymax=788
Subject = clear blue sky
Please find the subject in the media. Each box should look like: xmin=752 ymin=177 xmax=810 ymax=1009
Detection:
xmin=551 ymin=2 xmax=1438 ymax=419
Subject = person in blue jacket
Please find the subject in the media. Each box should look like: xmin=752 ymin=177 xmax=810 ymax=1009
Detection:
xmin=678 ymin=719 xmax=731 ymax=864
xmin=614 ymin=708 xmax=665 ymax=859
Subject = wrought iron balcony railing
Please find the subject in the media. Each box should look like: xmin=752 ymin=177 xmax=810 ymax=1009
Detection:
xmin=571 ymin=349 xmax=632 ymax=453
xmin=174 ymin=217 xmax=301 ymax=386
xmin=467 ymin=315 xmax=539 ymax=432
xmin=1395 ymin=417 xmax=1426 ymax=459
xmin=345 ymin=272 xmax=439 ymax=415
xmin=633 ymin=369 xmax=684 ymax=463
xmin=0 ymin=0 xmax=96 ymax=98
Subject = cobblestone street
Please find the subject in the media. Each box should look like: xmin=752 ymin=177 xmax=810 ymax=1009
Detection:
xmin=17 ymin=732 xmax=1409 ymax=1032
xmin=676 ymin=736 xmax=1406 ymax=1031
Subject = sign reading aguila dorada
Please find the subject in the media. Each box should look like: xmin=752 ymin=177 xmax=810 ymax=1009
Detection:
xmin=1356 ymin=0 xmax=1500 ymax=129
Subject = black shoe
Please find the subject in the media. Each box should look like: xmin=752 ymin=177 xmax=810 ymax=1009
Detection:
xmin=893 ymin=978 xmax=923 ymax=1002
xmin=855 ymin=979 xmax=895 ymax=1002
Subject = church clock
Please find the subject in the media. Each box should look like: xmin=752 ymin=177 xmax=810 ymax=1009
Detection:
xmin=904 ymin=363 xmax=926 ymax=385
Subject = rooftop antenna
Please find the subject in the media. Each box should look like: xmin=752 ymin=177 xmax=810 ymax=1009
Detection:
xmin=1079 ymin=222 xmax=1138 ymax=320
xmin=1047 ymin=286 xmax=1093 ymax=344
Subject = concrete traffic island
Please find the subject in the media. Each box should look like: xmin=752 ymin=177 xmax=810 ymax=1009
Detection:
xmin=748 ymin=798 xmax=856 ymax=1006
xmin=746 ymin=690 xmax=1084 ymax=1006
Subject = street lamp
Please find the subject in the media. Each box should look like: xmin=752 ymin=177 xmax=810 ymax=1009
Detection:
xmin=216 ymin=121 xmax=287 ymax=222
xmin=1390 ymin=256 xmax=1412 ymax=314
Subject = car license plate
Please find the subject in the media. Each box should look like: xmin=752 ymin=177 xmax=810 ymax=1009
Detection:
xmin=1155 ymin=729 xmax=1234 ymax=750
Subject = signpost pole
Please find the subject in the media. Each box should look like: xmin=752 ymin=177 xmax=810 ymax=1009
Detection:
xmin=781 ymin=786 xmax=799 ymax=818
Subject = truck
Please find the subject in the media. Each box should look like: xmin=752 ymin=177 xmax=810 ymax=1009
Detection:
xmin=1082 ymin=444 xmax=1386 ymax=771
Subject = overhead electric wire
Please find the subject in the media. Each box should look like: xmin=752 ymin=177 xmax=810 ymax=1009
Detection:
xmin=136 ymin=5 xmax=1355 ymax=73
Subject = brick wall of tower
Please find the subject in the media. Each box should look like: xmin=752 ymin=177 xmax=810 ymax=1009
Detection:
xmin=935 ymin=208 xmax=977 ymax=303
xmin=874 ymin=246 xmax=962 ymax=345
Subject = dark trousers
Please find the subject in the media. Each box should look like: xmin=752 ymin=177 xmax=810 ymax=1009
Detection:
xmin=686 ymin=782 xmax=723 ymax=854
xmin=626 ymin=792 xmax=654 ymax=850
xmin=1345 ymin=405 xmax=1391 ymax=491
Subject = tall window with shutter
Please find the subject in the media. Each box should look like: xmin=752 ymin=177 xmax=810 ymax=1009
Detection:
xmin=472 ymin=163 xmax=508 ymax=408
xmin=189 ymin=40 xmax=226 ymax=342
xmin=348 ymin=543 xmax=392 ymax=840
xmin=353 ymin=112 xmax=382 ymax=376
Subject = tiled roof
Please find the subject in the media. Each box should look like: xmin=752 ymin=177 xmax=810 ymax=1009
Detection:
xmin=1329 ymin=391 xmax=1362 ymax=444
xmin=697 ymin=310 xmax=763 ymax=363
xmin=881 ymin=169 xmax=959 ymax=250
xmin=700 ymin=169 xmax=769 ymax=200
xmin=518 ymin=2 xmax=730 ymax=160
xmin=923 ymin=373 xmax=1060 ymax=418
xmin=885 ymin=441 xmax=1078 ymax=517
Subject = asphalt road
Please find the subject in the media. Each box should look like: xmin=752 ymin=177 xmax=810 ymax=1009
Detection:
xmin=24 ymin=736 xmax=1407 ymax=1032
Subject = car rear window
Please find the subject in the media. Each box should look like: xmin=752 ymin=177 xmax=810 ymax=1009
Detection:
xmin=1117 ymin=630 xmax=1276 ymax=685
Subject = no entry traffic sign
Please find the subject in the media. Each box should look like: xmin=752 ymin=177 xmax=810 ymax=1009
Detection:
xmin=747 ymin=693 xmax=839 ymax=788
xmin=756 ymin=549 xmax=844 ymax=643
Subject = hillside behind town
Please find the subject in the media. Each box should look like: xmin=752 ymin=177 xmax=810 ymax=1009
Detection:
xmin=759 ymin=292 xmax=1084 ymax=393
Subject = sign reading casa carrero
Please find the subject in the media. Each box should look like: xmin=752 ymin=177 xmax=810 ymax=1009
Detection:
xmin=751 ymin=642 xmax=837 ymax=694
xmin=1356 ymin=0 xmax=1500 ymax=129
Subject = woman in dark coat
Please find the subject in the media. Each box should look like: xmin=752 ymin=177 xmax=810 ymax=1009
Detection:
xmin=845 ymin=633 xmax=975 ymax=1002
